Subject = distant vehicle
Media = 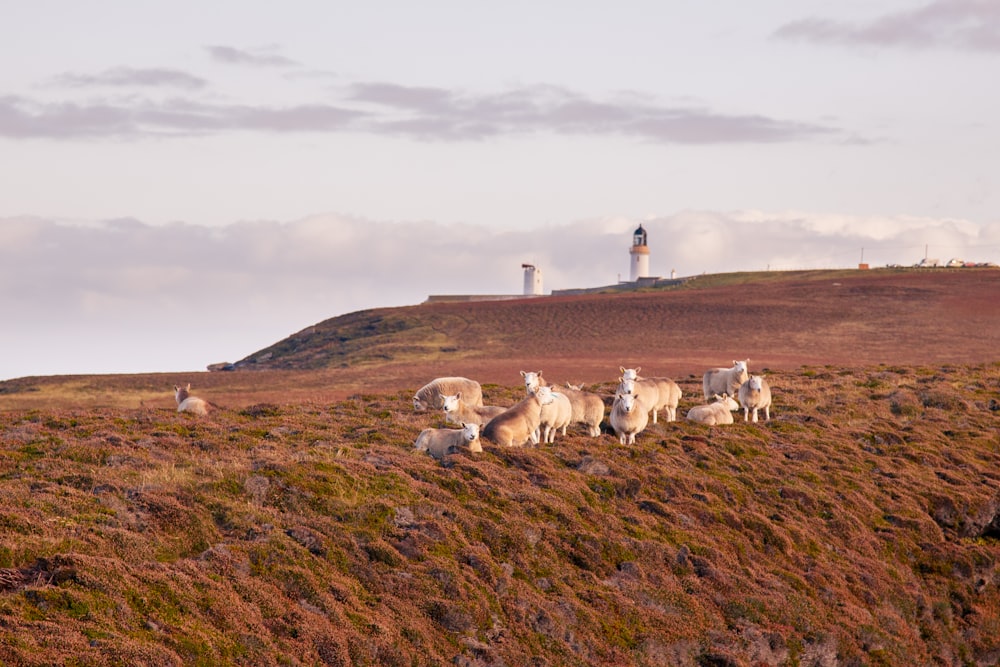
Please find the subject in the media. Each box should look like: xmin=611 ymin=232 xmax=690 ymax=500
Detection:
xmin=946 ymin=258 xmax=965 ymax=268
xmin=915 ymin=258 xmax=940 ymax=268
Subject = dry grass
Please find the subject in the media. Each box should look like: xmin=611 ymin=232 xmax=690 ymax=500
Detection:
xmin=0 ymin=362 xmax=999 ymax=665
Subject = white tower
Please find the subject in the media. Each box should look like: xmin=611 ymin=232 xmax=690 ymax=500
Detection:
xmin=522 ymin=263 xmax=543 ymax=295
xmin=629 ymin=224 xmax=650 ymax=282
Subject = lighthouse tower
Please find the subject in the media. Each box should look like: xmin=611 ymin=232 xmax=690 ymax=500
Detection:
xmin=522 ymin=263 xmax=543 ymax=296
xmin=629 ymin=224 xmax=650 ymax=282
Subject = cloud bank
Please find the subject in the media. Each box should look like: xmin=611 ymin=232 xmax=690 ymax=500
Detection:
xmin=2 ymin=213 xmax=997 ymax=379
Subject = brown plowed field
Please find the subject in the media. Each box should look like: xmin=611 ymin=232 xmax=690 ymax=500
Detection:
xmin=2 ymin=268 xmax=998 ymax=409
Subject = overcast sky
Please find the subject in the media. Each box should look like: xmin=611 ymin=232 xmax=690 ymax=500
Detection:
xmin=2 ymin=1 xmax=999 ymax=380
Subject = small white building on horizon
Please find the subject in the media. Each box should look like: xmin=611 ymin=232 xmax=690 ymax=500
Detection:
xmin=522 ymin=263 xmax=543 ymax=296
xmin=629 ymin=224 xmax=651 ymax=282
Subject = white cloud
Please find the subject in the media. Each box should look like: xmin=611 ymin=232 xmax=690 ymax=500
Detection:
xmin=1 ymin=213 xmax=996 ymax=380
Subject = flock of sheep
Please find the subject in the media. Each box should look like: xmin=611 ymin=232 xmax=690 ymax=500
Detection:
xmin=412 ymin=361 xmax=773 ymax=460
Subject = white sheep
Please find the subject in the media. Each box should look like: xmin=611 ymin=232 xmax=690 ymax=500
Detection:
xmin=482 ymin=388 xmax=556 ymax=448
xmin=709 ymin=393 xmax=740 ymax=411
xmin=412 ymin=377 xmax=484 ymax=411
xmin=616 ymin=374 xmax=681 ymax=424
xmin=441 ymin=392 xmax=507 ymax=427
xmin=536 ymin=386 xmax=572 ymax=444
xmin=414 ymin=423 xmax=482 ymax=460
xmin=520 ymin=370 xmax=547 ymax=395
xmin=702 ymin=360 xmax=750 ymax=401
xmin=738 ymin=375 xmax=772 ymax=423
xmin=174 ymin=384 xmax=209 ymax=416
xmin=561 ymin=382 xmax=606 ymax=437
xmin=610 ymin=391 xmax=649 ymax=445
xmin=685 ymin=400 xmax=735 ymax=426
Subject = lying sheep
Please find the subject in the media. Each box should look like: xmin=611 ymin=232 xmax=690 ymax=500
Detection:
xmin=174 ymin=384 xmax=209 ymax=416
xmin=738 ymin=375 xmax=772 ymax=423
xmin=617 ymin=375 xmax=681 ymax=424
xmin=441 ymin=392 xmax=507 ymax=426
xmin=610 ymin=391 xmax=649 ymax=445
xmin=709 ymin=393 xmax=740 ymax=411
xmin=520 ymin=370 xmax=547 ymax=395
xmin=415 ymin=423 xmax=482 ymax=460
xmin=482 ymin=387 xmax=556 ymax=448
xmin=537 ymin=386 xmax=572 ymax=444
xmin=562 ymin=382 xmax=606 ymax=437
xmin=685 ymin=400 xmax=734 ymax=426
xmin=413 ymin=377 xmax=484 ymax=411
xmin=702 ymin=360 xmax=750 ymax=401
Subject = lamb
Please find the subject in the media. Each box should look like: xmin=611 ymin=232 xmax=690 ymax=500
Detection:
xmin=537 ymin=386 xmax=572 ymax=444
xmin=412 ymin=377 xmax=484 ymax=411
xmin=520 ymin=370 xmax=547 ymax=395
xmin=709 ymin=393 xmax=740 ymax=411
xmin=414 ymin=423 xmax=482 ymax=460
xmin=616 ymin=374 xmax=682 ymax=424
xmin=441 ymin=392 xmax=507 ymax=427
xmin=609 ymin=391 xmax=649 ymax=445
xmin=174 ymin=384 xmax=209 ymax=416
xmin=561 ymin=382 xmax=606 ymax=437
xmin=482 ymin=387 xmax=556 ymax=448
xmin=685 ymin=400 xmax=735 ymax=426
xmin=738 ymin=375 xmax=772 ymax=423
xmin=702 ymin=360 xmax=750 ymax=401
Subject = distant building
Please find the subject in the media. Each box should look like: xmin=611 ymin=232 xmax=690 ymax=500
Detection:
xmin=522 ymin=263 xmax=543 ymax=296
xmin=629 ymin=224 xmax=650 ymax=281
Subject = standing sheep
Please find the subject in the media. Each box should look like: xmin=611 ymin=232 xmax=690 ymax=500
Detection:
xmin=520 ymin=370 xmax=547 ymax=395
xmin=618 ymin=368 xmax=683 ymax=422
xmin=174 ymin=384 xmax=209 ymax=416
xmin=482 ymin=388 xmax=556 ymax=448
xmin=685 ymin=400 xmax=734 ymax=426
xmin=412 ymin=377 xmax=484 ymax=411
xmin=609 ymin=391 xmax=649 ymax=445
xmin=415 ymin=423 xmax=482 ymax=460
xmin=702 ymin=360 xmax=750 ymax=401
xmin=537 ymin=386 xmax=572 ymax=444
xmin=441 ymin=393 xmax=507 ymax=426
xmin=561 ymin=382 xmax=606 ymax=437
xmin=738 ymin=375 xmax=772 ymax=423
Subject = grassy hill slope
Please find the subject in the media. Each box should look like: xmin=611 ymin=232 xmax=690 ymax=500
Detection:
xmin=1 ymin=363 xmax=999 ymax=665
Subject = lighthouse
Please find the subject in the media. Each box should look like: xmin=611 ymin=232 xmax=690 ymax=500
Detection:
xmin=522 ymin=263 xmax=543 ymax=296
xmin=629 ymin=224 xmax=650 ymax=282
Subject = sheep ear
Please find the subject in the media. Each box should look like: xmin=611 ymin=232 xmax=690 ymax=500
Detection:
xmin=186 ymin=383 xmax=191 ymax=390
xmin=619 ymin=366 xmax=626 ymax=374
xmin=456 ymin=392 xmax=462 ymax=400
xmin=635 ymin=367 xmax=641 ymax=374
xmin=520 ymin=370 xmax=527 ymax=378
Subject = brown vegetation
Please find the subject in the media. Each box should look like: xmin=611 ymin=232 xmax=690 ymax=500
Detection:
xmin=0 ymin=269 xmax=999 ymax=665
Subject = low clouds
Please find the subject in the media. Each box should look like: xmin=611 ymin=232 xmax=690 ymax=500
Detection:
xmin=2 ymin=213 xmax=996 ymax=379
xmin=774 ymin=0 xmax=1000 ymax=52
xmin=50 ymin=67 xmax=208 ymax=89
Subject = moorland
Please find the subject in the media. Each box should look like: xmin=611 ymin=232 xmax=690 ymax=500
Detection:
xmin=0 ymin=268 xmax=998 ymax=666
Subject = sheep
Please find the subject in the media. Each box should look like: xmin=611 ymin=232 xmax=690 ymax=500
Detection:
xmin=561 ymin=382 xmax=606 ymax=437
xmin=537 ymin=386 xmax=573 ymax=444
xmin=702 ymin=360 xmax=750 ymax=401
xmin=709 ymin=393 xmax=740 ymax=411
xmin=482 ymin=387 xmax=556 ymax=448
xmin=609 ymin=391 xmax=649 ymax=445
xmin=685 ymin=400 xmax=735 ymax=426
xmin=174 ymin=384 xmax=209 ymax=416
xmin=412 ymin=377 xmax=484 ymax=411
xmin=520 ymin=370 xmax=547 ymax=395
xmin=616 ymin=375 xmax=681 ymax=424
xmin=415 ymin=423 xmax=482 ymax=460
xmin=441 ymin=392 xmax=507 ymax=427
xmin=738 ymin=375 xmax=772 ymax=423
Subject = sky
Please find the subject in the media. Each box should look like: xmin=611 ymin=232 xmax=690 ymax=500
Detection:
xmin=2 ymin=1 xmax=999 ymax=380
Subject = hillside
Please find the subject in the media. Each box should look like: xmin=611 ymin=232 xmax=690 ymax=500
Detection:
xmin=0 ymin=268 xmax=999 ymax=665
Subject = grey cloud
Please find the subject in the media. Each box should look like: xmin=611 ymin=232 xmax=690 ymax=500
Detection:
xmin=774 ymin=0 xmax=1000 ymax=52
xmin=51 ymin=67 xmax=208 ymax=89
xmin=3 ymin=80 xmax=837 ymax=143
xmin=206 ymin=45 xmax=299 ymax=67
xmin=0 ymin=96 xmax=365 ymax=139
xmin=349 ymin=82 xmax=835 ymax=144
